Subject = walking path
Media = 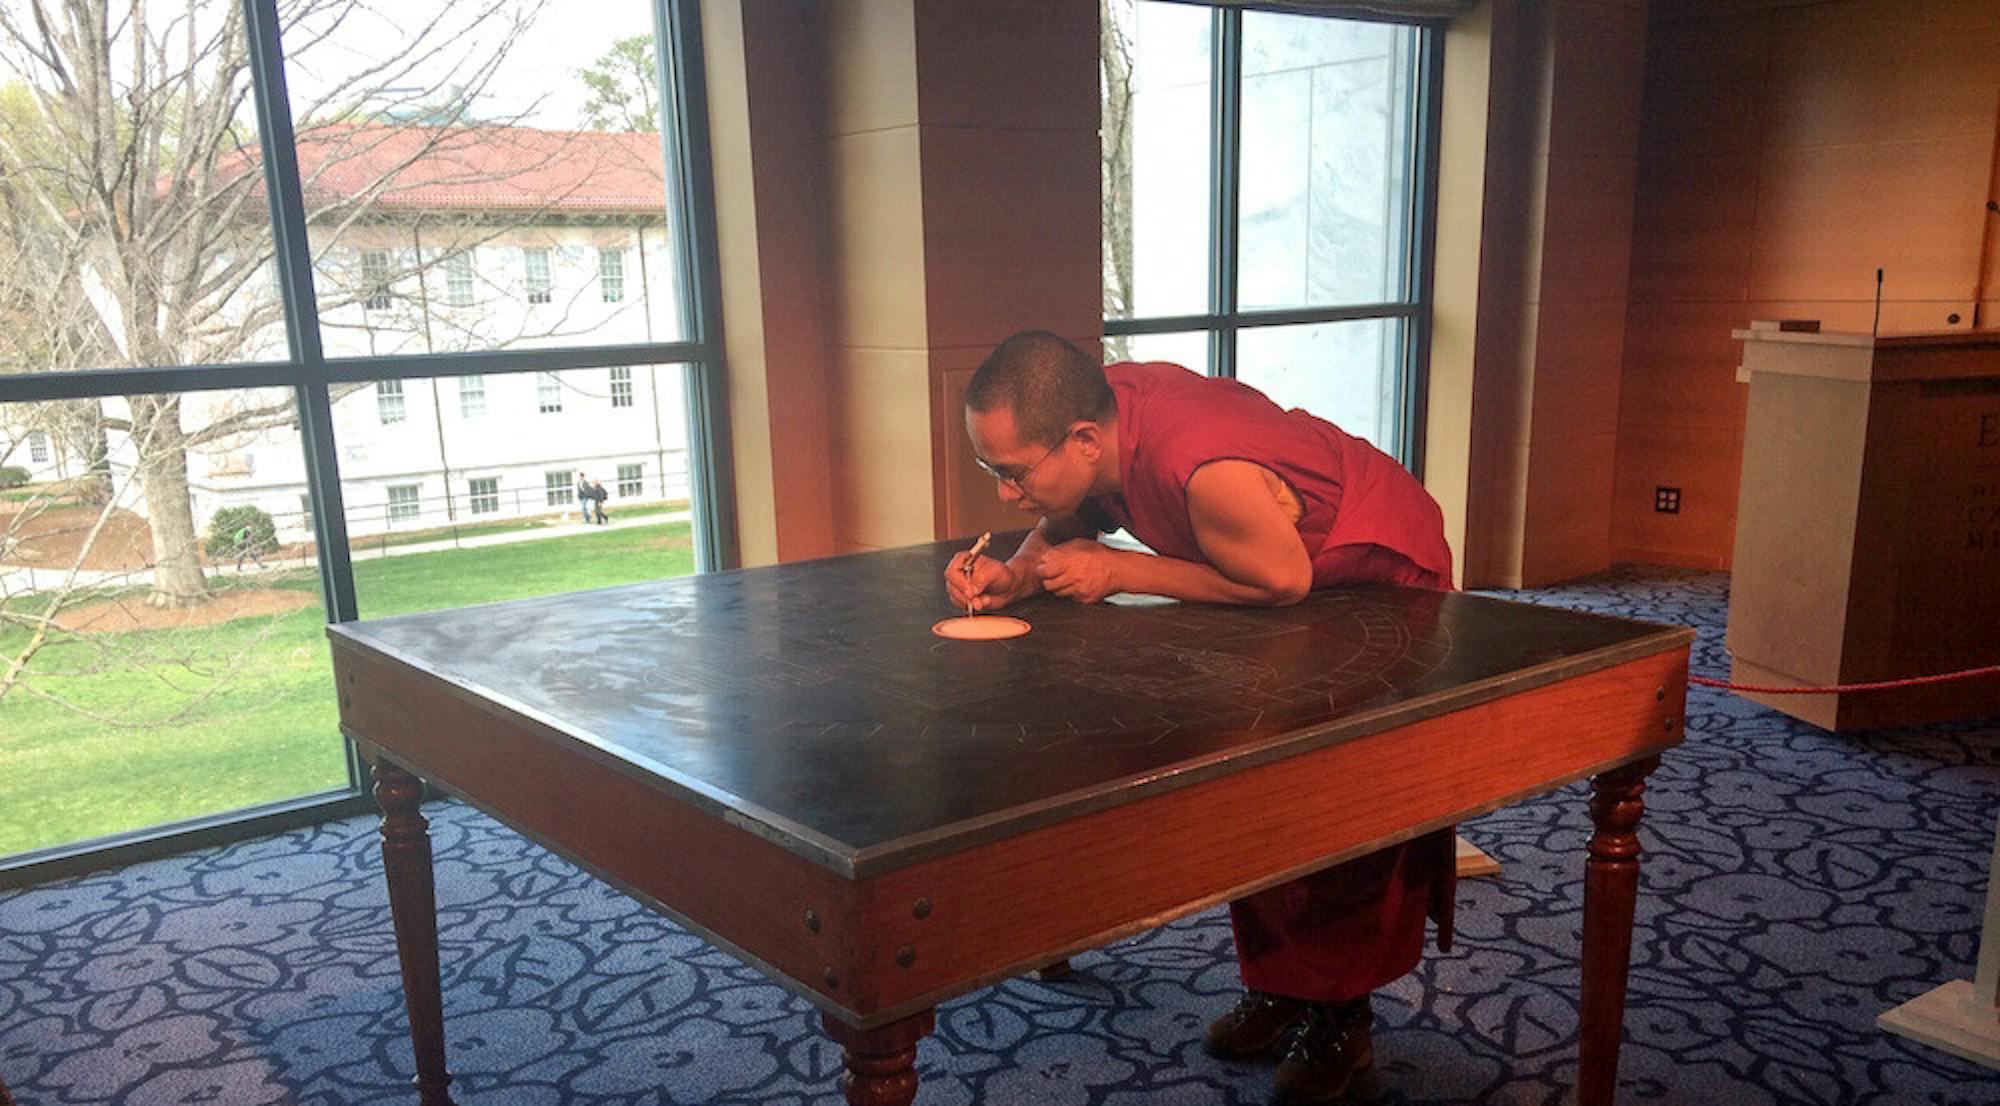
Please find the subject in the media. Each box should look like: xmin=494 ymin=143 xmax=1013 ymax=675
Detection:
xmin=0 ymin=510 xmax=693 ymax=597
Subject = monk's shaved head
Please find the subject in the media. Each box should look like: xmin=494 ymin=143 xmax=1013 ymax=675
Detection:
xmin=966 ymin=331 xmax=1115 ymax=448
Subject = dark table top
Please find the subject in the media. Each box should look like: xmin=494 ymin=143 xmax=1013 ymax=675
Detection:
xmin=330 ymin=538 xmax=1692 ymax=875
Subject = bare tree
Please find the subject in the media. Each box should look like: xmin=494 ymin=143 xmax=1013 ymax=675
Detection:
xmin=1101 ymin=0 xmax=1135 ymax=363
xmin=0 ymin=0 xmax=552 ymax=615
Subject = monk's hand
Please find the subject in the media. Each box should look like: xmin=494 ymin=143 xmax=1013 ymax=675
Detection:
xmin=1038 ymin=540 xmax=1121 ymax=604
xmin=945 ymin=552 xmax=1020 ymax=613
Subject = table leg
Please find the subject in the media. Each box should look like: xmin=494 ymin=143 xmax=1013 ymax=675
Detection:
xmin=373 ymin=757 xmax=457 ymax=1106
xmin=1028 ymin=957 xmax=1075 ymax=981
xmin=1578 ymin=755 xmax=1658 ymax=1106
xmin=822 ymin=1009 xmax=935 ymax=1106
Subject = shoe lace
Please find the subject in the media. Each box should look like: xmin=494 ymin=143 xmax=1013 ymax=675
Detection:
xmin=1283 ymin=1002 xmax=1365 ymax=1065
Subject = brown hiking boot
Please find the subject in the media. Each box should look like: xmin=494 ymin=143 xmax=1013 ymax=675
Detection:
xmin=1203 ymin=991 xmax=1308 ymax=1060
xmin=1270 ymin=997 xmax=1378 ymax=1104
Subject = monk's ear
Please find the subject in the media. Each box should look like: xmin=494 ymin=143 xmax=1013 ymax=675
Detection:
xmin=1069 ymin=419 xmax=1105 ymax=459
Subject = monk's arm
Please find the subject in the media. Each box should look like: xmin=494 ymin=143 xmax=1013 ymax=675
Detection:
xmin=1059 ymin=461 xmax=1312 ymax=606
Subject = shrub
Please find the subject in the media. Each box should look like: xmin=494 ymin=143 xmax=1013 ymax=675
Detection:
xmin=204 ymin=505 xmax=279 ymax=558
xmin=0 ymin=466 xmax=29 ymax=489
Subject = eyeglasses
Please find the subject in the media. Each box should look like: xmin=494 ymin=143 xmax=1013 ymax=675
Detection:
xmin=974 ymin=430 xmax=1072 ymax=490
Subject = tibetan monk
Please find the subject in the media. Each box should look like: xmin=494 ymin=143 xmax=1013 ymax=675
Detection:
xmin=945 ymin=329 xmax=1455 ymax=1106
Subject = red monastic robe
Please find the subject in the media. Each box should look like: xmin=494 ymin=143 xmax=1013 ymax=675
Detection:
xmin=1085 ymin=361 xmax=1455 ymax=1001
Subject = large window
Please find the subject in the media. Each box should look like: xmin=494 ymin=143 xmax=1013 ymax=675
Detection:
xmin=1103 ymin=2 xmax=1439 ymax=460
xmin=0 ymin=0 xmax=730 ymax=878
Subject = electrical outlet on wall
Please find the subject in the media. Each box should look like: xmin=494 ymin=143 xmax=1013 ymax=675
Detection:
xmin=1654 ymin=486 xmax=1681 ymax=514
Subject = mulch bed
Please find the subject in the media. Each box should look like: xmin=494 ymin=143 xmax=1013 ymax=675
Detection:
xmin=48 ymin=588 xmax=318 ymax=634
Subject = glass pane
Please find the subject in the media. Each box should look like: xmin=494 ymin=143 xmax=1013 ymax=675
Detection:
xmin=1108 ymin=331 xmax=1212 ymax=375
xmin=1 ymin=392 xmax=346 ymax=858
xmin=1236 ymin=318 xmax=1404 ymax=455
xmin=0 ymin=4 xmax=282 ymax=375
xmin=336 ymin=367 xmax=697 ymax=620
xmin=1239 ymin=15 xmax=1417 ymax=311
xmin=1104 ymin=0 xmax=1213 ymax=320
xmin=282 ymin=2 xmax=689 ymax=353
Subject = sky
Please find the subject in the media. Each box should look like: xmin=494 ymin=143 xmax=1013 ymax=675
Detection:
xmin=278 ymin=0 xmax=659 ymax=130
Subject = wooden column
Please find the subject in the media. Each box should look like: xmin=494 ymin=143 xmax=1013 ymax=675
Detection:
xmin=373 ymin=758 xmax=457 ymax=1106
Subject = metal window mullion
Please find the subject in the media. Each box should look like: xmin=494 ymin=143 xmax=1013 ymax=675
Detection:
xmin=0 ymin=361 xmax=300 ymax=402
xmin=244 ymin=0 xmax=359 ymax=628
xmin=1403 ymin=27 xmax=1445 ymax=475
xmin=1209 ymin=5 xmax=1243 ymax=379
xmin=659 ymin=0 xmax=738 ymax=571
xmin=244 ymin=0 xmax=370 ymax=808
xmin=320 ymin=341 xmax=708 ymax=383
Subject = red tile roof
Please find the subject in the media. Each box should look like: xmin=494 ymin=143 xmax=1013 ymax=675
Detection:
xmin=220 ymin=124 xmax=668 ymax=215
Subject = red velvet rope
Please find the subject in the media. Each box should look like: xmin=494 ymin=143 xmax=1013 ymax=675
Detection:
xmin=1690 ymin=663 xmax=2000 ymax=695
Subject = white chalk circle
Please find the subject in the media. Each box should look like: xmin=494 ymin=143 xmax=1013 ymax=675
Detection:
xmin=931 ymin=615 xmax=1032 ymax=641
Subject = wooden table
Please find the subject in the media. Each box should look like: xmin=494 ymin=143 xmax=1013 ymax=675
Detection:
xmin=328 ymin=538 xmax=1692 ymax=1105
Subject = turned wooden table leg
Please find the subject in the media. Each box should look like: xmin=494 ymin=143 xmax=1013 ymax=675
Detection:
xmin=1578 ymin=755 xmax=1658 ymax=1106
xmin=373 ymin=757 xmax=457 ymax=1106
xmin=822 ymin=1009 xmax=935 ymax=1106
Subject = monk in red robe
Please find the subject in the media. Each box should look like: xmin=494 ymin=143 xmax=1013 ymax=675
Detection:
xmin=945 ymin=330 xmax=1455 ymax=1106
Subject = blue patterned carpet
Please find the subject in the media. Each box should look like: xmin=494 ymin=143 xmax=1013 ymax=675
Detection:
xmin=3 ymin=567 xmax=1998 ymax=1105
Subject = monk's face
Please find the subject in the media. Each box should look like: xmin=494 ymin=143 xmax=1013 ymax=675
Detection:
xmin=965 ymin=404 xmax=1092 ymax=517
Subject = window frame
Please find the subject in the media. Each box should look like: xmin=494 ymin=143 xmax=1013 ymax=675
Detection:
xmin=1102 ymin=2 xmax=1445 ymax=470
xmin=466 ymin=476 xmax=501 ymax=515
xmin=458 ymin=374 xmax=486 ymax=419
xmin=617 ymin=462 xmax=644 ymax=497
xmin=360 ymin=248 xmax=393 ymax=311
xmin=0 ymin=0 xmax=739 ymax=887
xmin=375 ymin=379 xmax=406 ymax=424
xmin=386 ymin=483 xmax=422 ymax=524
xmin=443 ymin=251 xmax=476 ymax=308
xmin=537 ymin=371 xmax=564 ymax=414
xmin=26 ymin=431 xmax=49 ymax=464
xmin=599 ymin=246 xmax=626 ymax=303
xmin=544 ymin=469 xmax=574 ymax=507
xmin=610 ymin=365 xmax=634 ymax=408
xmin=524 ymin=246 xmax=553 ymax=305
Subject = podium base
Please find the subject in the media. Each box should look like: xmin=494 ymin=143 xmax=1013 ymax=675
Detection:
xmin=1879 ymin=980 xmax=2000 ymax=1071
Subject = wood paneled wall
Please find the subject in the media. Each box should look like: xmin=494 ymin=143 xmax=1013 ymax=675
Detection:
xmin=1441 ymin=0 xmax=1647 ymax=590
xmin=821 ymin=0 xmax=1099 ymax=553
xmin=1613 ymin=0 xmax=2000 ymax=569
xmin=709 ymin=1 xmax=1098 ymax=562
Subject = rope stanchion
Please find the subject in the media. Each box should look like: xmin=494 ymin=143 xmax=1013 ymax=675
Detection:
xmin=1690 ymin=663 xmax=2000 ymax=695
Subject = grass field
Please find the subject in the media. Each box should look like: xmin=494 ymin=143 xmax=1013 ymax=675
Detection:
xmin=0 ymin=521 xmax=697 ymax=857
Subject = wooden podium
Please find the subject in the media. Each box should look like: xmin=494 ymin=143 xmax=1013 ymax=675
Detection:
xmin=1727 ymin=326 xmax=2000 ymax=731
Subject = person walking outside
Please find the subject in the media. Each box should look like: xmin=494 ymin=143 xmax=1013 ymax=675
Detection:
xmin=233 ymin=523 xmax=266 ymax=572
xmin=584 ymin=476 xmax=608 ymax=524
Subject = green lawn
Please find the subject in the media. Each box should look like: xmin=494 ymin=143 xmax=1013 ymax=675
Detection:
xmin=0 ymin=521 xmax=697 ymax=857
